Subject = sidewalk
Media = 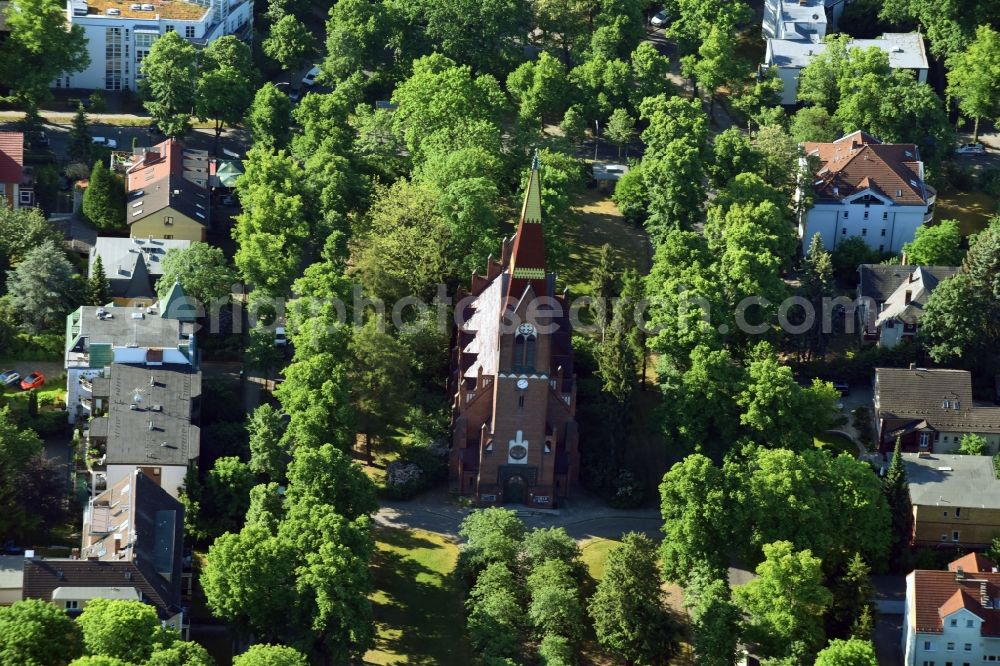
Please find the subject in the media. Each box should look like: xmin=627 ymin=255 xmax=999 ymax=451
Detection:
xmin=0 ymin=109 xmax=217 ymax=130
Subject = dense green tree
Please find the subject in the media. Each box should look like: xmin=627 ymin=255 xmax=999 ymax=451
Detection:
xmin=569 ymin=55 xmax=631 ymax=121
xmin=920 ymin=272 xmax=993 ymax=364
xmin=829 ymin=553 xmax=876 ymax=640
xmin=67 ymin=105 xmax=92 ymax=163
xmin=710 ymin=128 xmax=763 ymax=188
xmin=6 ymin=240 xmax=80 ymax=333
xmin=284 ymin=443 xmax=378 ymax=520
xmin=796 ymin=233 xmax=836 ymax=361
xmin=68 ymin=658 xmax=132 ymax=666
xmin=275 ymin=348 xmax=354 ymax=452
xmin=196 ymin=37 xmax=256 ymax=146
xmin=507 ymin=52 xmax=572 ymax=126
xmin=86 ymin=255 xmax=111 ymax=307
xmin=77 ymin=599 xmax=161 ymax=664
xmin=814 ymin=638 xmax=878 ymax=666
xmin=797 ymin=38 xmax=891 ymax=112
xmin=0 ymin=598 xmax=82 ymax=666
xmin=0 ymin=0 xmax=89 ymax=106
xmin=790 ymin=106 xmax=840 ymax=143
xmin=605 ymin=108 xmax=635 ymax=158
xmin=879 ymin=0 xmax=998 ymax=57
xmin=348 ymin=319 xmax=412 ymax=462
xmin=527 ymin=559 xmax=585 ymax=643
xmin=753 ymin=123 xmax=800 ymax=193
xmin=157 ymin=244 xmax=236 ymax=306
xmin=82 ymin=161 xmax=126 ymax=231
xmin=140 ymin=31 xmax=198 ymax=137
xmin=682 ymin=25 xmax=748 ymax=114
xmin=902 ymin=220 xmax=965 ymax=265
xmin=831 ymin=236 xmax=880 ymax=284
xmin=466 ymin=562 xmax=525 ymax=661
xmin=538 ymin=633 xmax=574 ymax=666
xmin=729 ymin=447 xmax=891 ymax=570
xmin=882 ymin=438 xmax=914 ymax=565
xmin=734 ymin=541 xmax=832 ymax=660
xmin=644 ymin=140 xmax=706 ymax=235
xmin=667 ymin=0 xmax=751 ymax=54
xmin=522 ymin=527 xmax=583 ymax=576
xmin=532 ymin=0 xmax=589 ymax=66
xmin=202 ymin=456 xmax=255 ymax=539
xmin=458 ymin=508 xmax=526 ymax=577
xmin=232 ymin=645 xmax=308 ymax=666
xmin=610 ymin=164 xmax=647 ymax=225
xmin=684 ymin=565 xmax=740 ymax=666
xmin=629 ymin=42 xmax=672 ymax=108
xmin=639 ymin=95 xmax=708 ymax=158
xmin=245 ymin=482 xmax=284 ymax=532
xmin=588 ymin=532 xmax=678 ymax=664
xmin=146 ymin=640 xmax=215 ymax=666
xmin=232 ymin=148 xmax=310 ymax=296
xmin=322 ymin=0 xmax=387 ymax=82
xmin=248 ymin=404 xmax=288 ymax=481
xmin=246 ymin=84 xmax=293 ymax=151
xmin=558 ymin=104 xmax=587 ymax=146
xmin=262 ymin=14 xmax=313 ymax=73
xmin=947 ymin=25 xmax=1000 ymax=142
xmin=419 ymin=0 xmax=531 ymax=76
xmin=659 ymin=455 xmax=731 ymax=582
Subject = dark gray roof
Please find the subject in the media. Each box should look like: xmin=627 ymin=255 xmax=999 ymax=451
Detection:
xmin=104 ymin=363 xmax=201 ymax=467
xmin=902 ymin=453 xmax=1000 ymax=509
xmin=858 ymin=264 xmax=960 ymax=303
xmin=128 ymin=174 xmax=211 ymax=228
xmin=90 ymin=238 xmax=192 ymax=299
xmin=70 ymin=306 xmax=193 ymax=351
xmin=875 ymin=367 xmax=1000 ymax=433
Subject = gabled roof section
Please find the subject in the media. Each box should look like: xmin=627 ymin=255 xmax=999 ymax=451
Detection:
xmin=508 ymin=153 xmax=547 ymax=298
xmin=858 ymin=264 xmax=960 ymax=302
xmin=126 ymin=139 xmax=210 ymax=227
xmin=159 ymin=281 xmax=198 ymax=322
xmin=802 ymin=131 xmax=928 ymax=205
xmin=876 ymin=367 xmax=1000 ymax=434
xmin=0 ymin=131 xmax=24 ymax=184
xmin=875 ymin=267 xmax=949 ymax=325
xmin=940 ymin=588 xmax=985 ymax=619
xmin=950 ymin=553 xmax=996 ymax=575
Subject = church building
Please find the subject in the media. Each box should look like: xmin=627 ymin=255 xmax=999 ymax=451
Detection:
xmin=448 ymin=157 xmax=579 ymax=507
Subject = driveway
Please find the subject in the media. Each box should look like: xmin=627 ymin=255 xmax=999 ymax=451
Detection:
xmin=375 ymin=487 xmax=661 ymax=541
xmin=874 ymin=613 xmax=904 ymax=666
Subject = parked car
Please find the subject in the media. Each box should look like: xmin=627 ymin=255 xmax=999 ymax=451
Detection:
xmin=301 ymin=66 xmax=321 ymax=86
xmin=956 ymin=142 xmax=986 ymax=155
xmin=0 ymin=370 xmax=21 ymax=387
xmin=650 ymin=8 xmax=670 ymax=26
xmin=28 ymin=132 xmax=50 ymax=148
xmin=20 ymin=372 xmax=45 ymax=390
xmin=831 ymin=381 xmax=851 ymax=397
xmin=92 ymin=136 xmax=118 ymax=149
xmin=274 ymin=327 xmax=288 ymax=347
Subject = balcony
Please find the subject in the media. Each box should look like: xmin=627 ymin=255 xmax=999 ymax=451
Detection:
xmin=79 ymin=377 xmax=93 ymax=392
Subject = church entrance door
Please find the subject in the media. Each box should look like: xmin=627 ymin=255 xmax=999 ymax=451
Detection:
xmin=504 ymin=475 xmax=526 ymax=504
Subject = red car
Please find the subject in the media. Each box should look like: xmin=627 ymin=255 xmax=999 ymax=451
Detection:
xmin=20 ymin=372 xmax=44 ymax=390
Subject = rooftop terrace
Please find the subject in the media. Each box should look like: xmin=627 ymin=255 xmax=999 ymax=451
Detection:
xmin=77 ymin=0 xmax=208 ymax=21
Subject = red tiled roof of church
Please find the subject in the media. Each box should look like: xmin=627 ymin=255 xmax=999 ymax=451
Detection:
xmin=508 ymin=153 xmax=547 ymax=298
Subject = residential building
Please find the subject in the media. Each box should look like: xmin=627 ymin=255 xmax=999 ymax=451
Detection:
xmin=765 ymin=33 xmax=928 ymax=105
xmin=64 ymin=284 xmax=198 ymax=424
xmin=56 ymin=0 xmax=253 ymax=92
xmin=90 ymin=236 xmax=192 ymax=303
xmin=797 ymin=131 xmax=935 ymax=255
xmin=902 ymin=453 xmax=1000 ymax=548
xmin=0 ymin=131 xmax=33 ymax=209
xmin=448 ymin=157 xmax=579 ymax=508
xmin=903 ymin=553 xmax=1000 ymax=664
xmin=125 ymin=139 xmax=211 ymax=241
xmin=873 ymin=367 xmax=1000 ymax=453
xmin=856 ymin=264 xmax=959 ymax=347
xmin=84 ymin=362 xmax=201 ymax=498
xmin=762 ymin=0 xmax=827 ymax=42
xmin=22 ymin=469 xmax=188 ymax=635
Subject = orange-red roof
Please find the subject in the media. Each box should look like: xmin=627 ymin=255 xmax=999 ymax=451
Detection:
xmin=802 ymin=130 xmax=928 ymax=205
xmin=949 ymin=552 xmax=996 ymax=574
xmin=913 ymin=555 xmax=1000 ymax=636
xmin=0 ymin=131 xmax=24 ymax=184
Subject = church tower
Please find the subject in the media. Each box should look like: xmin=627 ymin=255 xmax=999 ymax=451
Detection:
xmin=448 ymin=155 xmax=579 ymax=507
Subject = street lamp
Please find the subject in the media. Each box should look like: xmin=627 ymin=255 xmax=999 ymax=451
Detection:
xmin=594 ymin=120 xmax=599 ymax=162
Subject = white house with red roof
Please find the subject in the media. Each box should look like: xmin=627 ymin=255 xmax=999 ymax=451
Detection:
xmin=797 ymin=131 xmax=935 ymax=255
xmin=904 ymin=553 xmax=1000 ymax=664
xmin=0 ymin=131 xmax=32 ymax=209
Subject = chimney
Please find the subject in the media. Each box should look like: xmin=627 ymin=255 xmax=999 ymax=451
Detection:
xmin=956 ymin=566 xmax=965 ymax=579
xmin=113 ymin=534 xmax=122 ymax=555
xmin=909 ymin=362 xmax=917 ymax=370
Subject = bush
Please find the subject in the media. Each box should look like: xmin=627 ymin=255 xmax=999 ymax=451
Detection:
xmin=608 ymin=468 xmax=644 ymax=509
xmin=980 ymin=167 xmax=1000 ymax=198
xmin=384 ymin=461 xmax=425 ymax=500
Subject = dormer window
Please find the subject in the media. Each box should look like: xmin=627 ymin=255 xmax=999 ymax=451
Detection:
xmin=943 ymin=399 xmax=950 ymax=408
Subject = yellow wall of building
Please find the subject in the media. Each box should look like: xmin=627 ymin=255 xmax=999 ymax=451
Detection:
xmin=130 ymin=208 xmax=205 ymax=242
xmin=913 ymin=504 xmax=1000 ymax=547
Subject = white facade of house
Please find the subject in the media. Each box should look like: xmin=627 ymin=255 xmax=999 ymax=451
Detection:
xmin=55 ymin=0 xmax=253 ymax=92
xmin=797 ymin=181 xmax=935 ymax=255
xmin=904 ymin=574 xmax=1000 ymax=665
xmin=104 ymin=463 xmax=187 ymax=499
xmin=765 ymin=33 xmax=929 ymax=105
xmin=762 ymin=0 xmax=827 ymax=42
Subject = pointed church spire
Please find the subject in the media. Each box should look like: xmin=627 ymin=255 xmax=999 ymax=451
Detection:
xmin=508 ymin=152 xmax=547 ymax=297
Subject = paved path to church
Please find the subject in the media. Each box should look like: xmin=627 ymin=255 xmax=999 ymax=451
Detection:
xmin=375 ymin=487 xmax=662 ymax=542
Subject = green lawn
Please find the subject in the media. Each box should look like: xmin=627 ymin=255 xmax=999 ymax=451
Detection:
xmin=580 ymin=537 xmax=618 ymax=582
xmin=814 ymin=431 xmax=859 ymax=457
xmin=365 ymin=527 xmax=471 ymax=665
xmin=563 ymin=189 xmax=651 ymax=297
xmin=935 ymin=188 xmax=998 ymax=236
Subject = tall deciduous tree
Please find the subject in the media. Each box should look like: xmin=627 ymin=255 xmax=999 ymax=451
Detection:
xmin=458 ymin=508 xmax=525 ymax=577
xmin=902 ymin=219 xmax=965 ymax=265
xmin=140 ymin=32 xmax=198 ymax=137
xmin=246 ymin=83 xmax=293 ymax=151
xmin=0 ymin=0 xmax=89 ymax=106
xmin=734 ymin=541 xmax=832 ymax=661
xmin=506 ymin=52 xmax=572 ymax=126
xmin=157 ymin=244 xmax=236 ymax=306
xmin=248 ymin=404 xmax=288 ymax=481
xmin=419 ymin=0 xmax=531 ymax=76
xmin=605 ymin=108 xmax=635 ymax=158
xmin=0 ymin=598 xmax=82 ymax=666
xmin=196 ymin=37 xmax=257 ymax=149
xmin=947 ymin=25 xmax=1000 ymax=141
xmin=262 ymin=14 xmax=313 ymax=73
xmin=814 ymin=638 xmax=878 ymax=666
xmin=659 ymin=455 xmax=731 ymax=582
xmin=233 ymin=645 xmax=308 ymax=666
xmin=588 ymin=532 xmax=678 ymax=664
xmin=77 ymin=599 xmax=163 ymax=664
xmin=684 ymin=565 xmax=740 ymax=666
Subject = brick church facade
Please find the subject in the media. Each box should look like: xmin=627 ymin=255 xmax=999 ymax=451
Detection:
xmin=448 ymin=157 xmax=579 ymax=507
